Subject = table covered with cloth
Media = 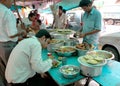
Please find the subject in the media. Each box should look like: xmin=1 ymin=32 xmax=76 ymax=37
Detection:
xmin=42 ymin=49 xmax=120 ymax=86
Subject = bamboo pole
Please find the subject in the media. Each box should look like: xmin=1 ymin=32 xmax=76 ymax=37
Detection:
xmin=14 ymin=0 xmax=23 ymax=24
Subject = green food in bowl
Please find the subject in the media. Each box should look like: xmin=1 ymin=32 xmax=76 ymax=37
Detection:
xmin=78 ymin=55 xmax=107 ymax=67
xmin=87 ymin=50 xmax=114 ymax=60
xmin=59 ymin=65 xmax=80 ymax=78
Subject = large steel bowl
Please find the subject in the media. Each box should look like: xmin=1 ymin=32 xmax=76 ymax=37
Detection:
xmin=78 ymin=55 xmax=107 ymax=77
xmin=55 ymin=29 xmax=75 ymax=35
xmin=64 ymin=38 xmax=79 ymax=46
xmin=75 ymin=43 xmax=94 ymax=56
xmin=86 ymin=50 xmax=114 ymax=61
xmin=47 ymin=39 xmax=64 ymax=52
xmin=59 ymin=65 xmax=80 ymax=78
xmin=50 ymin=29 xmax=75 ymax=40
xmin=55 ymin=46 xmax=76 ymax=57
xmin=50 ymin=33 xmax=68 ymax=40
xmin=77 ymin=49 xmax=88 ymax=56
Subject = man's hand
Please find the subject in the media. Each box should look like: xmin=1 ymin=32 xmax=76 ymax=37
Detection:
xmin=20 ymin=30 xmax=27 ymax=38
xmin=20 ymin=23 xmax=26 ymax=30
xmin=40 ymin=73 xmax=48 ymax=78
xmin=52 ymin=59 xmax=58 ymax=67
xmin=79 ymin=33 xmax=86 ymax=38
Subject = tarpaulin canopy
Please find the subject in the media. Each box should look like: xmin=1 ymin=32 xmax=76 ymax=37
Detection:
xmin=57 ymin=0 xmax=80 ymax=10
xmin=15 ymin=0 xmax=61 ymax=6
xmin=13 ymin=0 xmax=62 ymax=12
xmin=12 ymin=0 xmax=81 ymax=13
xmin=40 ymin=0 xmax=81 ymax=13
xmin=10 ymin=5 xmax=23 ymax=11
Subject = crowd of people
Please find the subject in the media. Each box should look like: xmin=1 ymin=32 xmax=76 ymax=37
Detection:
xmin=0 ymin=0 xmax=102 ymax=86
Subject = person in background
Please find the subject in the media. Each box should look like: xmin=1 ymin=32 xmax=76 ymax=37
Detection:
xmin=79 ymin=0 xmax=102 ymax=49
xmin=63 ymin=9 xmax=66 ymax=14
xmin=16 ymin=18 xmax=20 ymax=27
xmin=63 ymin=9 xmax=69 ymax=28
xmin=26 ymin=12 xmax=37 ymax=34
xmin=34 ymin=9 xmax=40 ymax=20
xmin=21 ymin=12 xmax=37 ymax=35
xmin=0 ymin=0 xmax=26 ymax=86
xmin=52 ymin=6 xmax=67 ymax=29
xmin=33 ymin=9 xmax=46 ymax=29
xmin=5 ymin=29 xmax=58 ymax=86
xmin=16 ymin=18 xmax=28 ymax=41
xmin=37 ymin=19 xmax=42 ymax=30
xmin=28 ymin=12 xmax=36 ymax=26
xmin=28 ymin=19 xmax=42 ymax=37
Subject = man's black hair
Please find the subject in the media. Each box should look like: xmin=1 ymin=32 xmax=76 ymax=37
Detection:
xmin=34 ymin=9 xmax=38 ymax=14
xmin=59 ymin=6 xmax=63 ymax=10
xmin=37 ymin=19 xmax=42 ymax=25
xmin=28 ymin=13 xmax=35 ymax=20
xmin=63 ymin=9 xmax=66 ymax=13
xmin=16 ymin=18 xmax=20 ymax=24
xmin=35 ymin=29 xmax=51 ymax=39
xmin=79 ymin=0 xmax=92 ymax=7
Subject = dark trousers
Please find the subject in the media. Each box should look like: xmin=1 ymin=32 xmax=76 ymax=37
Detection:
xmin=0 ymin=41 xmax=17 ymax=86
xmin=11 ymin=73 xmax=58 ymax=86
xmin=0 ymin=41 xmax=17 ymax=65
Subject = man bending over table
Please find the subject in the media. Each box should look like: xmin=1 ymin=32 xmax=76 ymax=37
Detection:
xmin=5 ymin=29 xmax=58 ymax=86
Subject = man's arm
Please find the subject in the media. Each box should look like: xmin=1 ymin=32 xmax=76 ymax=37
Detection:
xmin=30 ymin=43 xmax=52 ymax=73
xmin=79 ymin=29 xmax=100 ymax=38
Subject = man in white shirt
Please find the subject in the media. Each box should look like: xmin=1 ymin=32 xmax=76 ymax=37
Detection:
xmin=0 ymin=0 xmax=26 ymax=86
xmin=53 ymin=6 xmax=67 ymax=29
xmin=5 ymin=29 xmax=58 ymax=86
xmin=0 ymin=0 xmax=27 ymax=65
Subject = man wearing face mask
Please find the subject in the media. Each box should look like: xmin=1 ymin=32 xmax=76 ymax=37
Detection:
xmin=5 ymin=29 xmax=58 ymax=86
xmin=79 ymin=0 xmax=102 ymax=49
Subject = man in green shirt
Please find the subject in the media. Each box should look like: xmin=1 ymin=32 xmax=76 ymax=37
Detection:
xmin=79 ymin=0 xmax=102 ymax=49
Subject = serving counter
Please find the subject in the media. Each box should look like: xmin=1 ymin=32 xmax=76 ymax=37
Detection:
xmin=42 ymin=49 xmax=120 ymax=86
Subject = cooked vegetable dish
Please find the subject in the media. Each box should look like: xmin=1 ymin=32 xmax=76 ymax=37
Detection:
xmin=56 ymin=47 xmax=76 ymax=53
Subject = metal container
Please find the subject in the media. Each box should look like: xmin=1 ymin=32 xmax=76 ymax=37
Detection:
xmin=86 ymin=50 xmax=114 ymax=62
xmin=55 ymin=49 xmax=75 ymax=57
xmin=75 ymin=43 xmax=93 ymax=56
xmin=50 ymin=33 xmax=69 ymax=40
xmin=55 ymin=46 xmax=76 ymax=57
xmin=80 ymin=64 xmax=103 ymax=77
xmin=78 ymin=56 xmax=107 ymax=77
xmin=77 ymin=49 xmax=88 ymax=56
xmin=47 ymin=42 xmax=64 ymax=52
xmin=59 ymin=65 xmax=80 ymax=78
xmin=64 ymin=38 xmax=79 ymax=46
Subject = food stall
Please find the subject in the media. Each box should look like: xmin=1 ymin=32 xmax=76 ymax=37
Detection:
xmin=12 ymin=0 xmax=120 ymax=86
xmin=42 ymin=49 xmax=120 ymax=86
xmin=40 ymin=28 xmax=120 ymax=86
